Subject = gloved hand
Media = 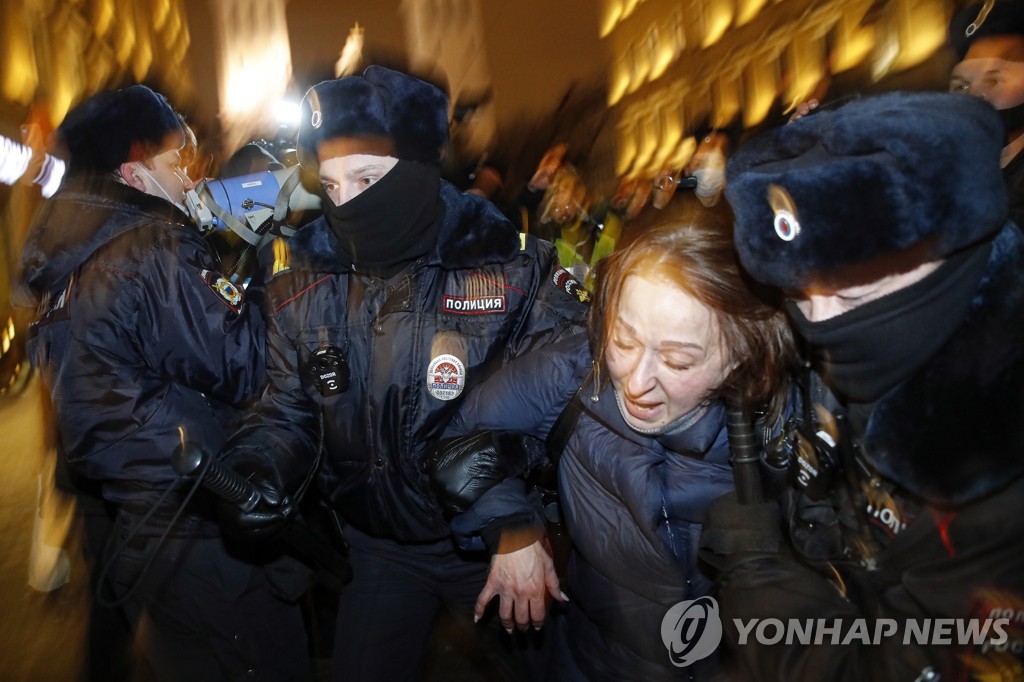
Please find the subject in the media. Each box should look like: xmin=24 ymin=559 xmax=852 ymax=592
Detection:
xmin=699 ymin=491 xmax=784 ymax=574
xmin=217 ymin=449 xmax=297 ymax=541
xmin=425 ymin=431 xmax=532 ymax=519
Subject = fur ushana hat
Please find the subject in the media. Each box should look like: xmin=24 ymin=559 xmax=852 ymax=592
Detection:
xmin=57 ymin=84 xmax=183 ymax=175
xmin=297 ymin=65 xmax=449 ymax=169
xmin=949 ymin=1 xmax=1024 ymax=59
xmin=725 ymin=91 xmax=1007 ymax=291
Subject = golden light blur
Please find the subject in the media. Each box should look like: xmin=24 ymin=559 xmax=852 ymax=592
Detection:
xmin=602 ymin=0 xmax=959 ymax=179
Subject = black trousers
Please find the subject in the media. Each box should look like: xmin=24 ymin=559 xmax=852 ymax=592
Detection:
xmin=106 ymin=518 xmax=312 ymax=682
xmin=331 ymin=526 xmax=550 ymax=682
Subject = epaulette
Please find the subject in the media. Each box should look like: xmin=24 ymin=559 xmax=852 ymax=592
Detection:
xmin=269 ymin=237 xmax=291 ymax=278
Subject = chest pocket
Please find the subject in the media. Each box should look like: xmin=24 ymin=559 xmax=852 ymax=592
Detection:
xmin=435 ymin=267 xmax=519 ymax=341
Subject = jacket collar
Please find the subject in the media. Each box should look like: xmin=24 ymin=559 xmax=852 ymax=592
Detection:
xmin=18 ymin=173 xmax=190 ymax=301
xmin=587 ymin=381 xmax=727 ymax=460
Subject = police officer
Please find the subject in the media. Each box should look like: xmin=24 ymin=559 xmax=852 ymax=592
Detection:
xmin=949 ymin=0 xmax=1024 ymax=228
xmin=17 ymin=85 xmax=310 ymax=681
xmin=217 ymin=66 xmax=589 ymax=681
xmin=701 ymin=91 xmax=1024 ymax=680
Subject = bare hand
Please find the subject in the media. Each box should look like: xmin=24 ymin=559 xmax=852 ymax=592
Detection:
xmin=789 ymin=98 xmax=819 ymax=123
xmin=474 ymin=539 xmax=566 ymax=632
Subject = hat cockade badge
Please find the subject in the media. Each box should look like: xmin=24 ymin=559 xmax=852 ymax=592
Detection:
xmin=768 ymin=184 xmax=800 ymax=242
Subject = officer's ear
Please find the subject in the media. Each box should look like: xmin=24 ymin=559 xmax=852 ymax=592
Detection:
xmin=119 ymin=161 xmax=146 ymax=191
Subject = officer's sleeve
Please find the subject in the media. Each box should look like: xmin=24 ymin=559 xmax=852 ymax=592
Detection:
xmin=444 ymin=335 xmax=590 ymax=552
xmin=216 ymin=305 xmax=322 ymax=493
xmin=447 ymin=333 xmax=589 ymax=440
xmin=137 ymin=233 xmax=265 ymax=407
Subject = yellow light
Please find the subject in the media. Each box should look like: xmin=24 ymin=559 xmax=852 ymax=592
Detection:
xmin=784 ymin=31 xmax=825 ymax=113
xmin=895 ymin=7 xmax=945 ymax=70
xmin=712 ymin=76 xmax=740 ymax=129
xmin=600 ymin=0 xmax=623 ymax=38
xmin=744 ymin=60 xmax=777 ymax=128
xmin=115 ymin=17 xmax=137 ymax=66
xmin=616 ymin=121 xmax=638 ymax=177
xmin=1 ymin=19 xmax=39 ymax=104
xmin=609 ymin=68 xmax=630 ymax=105
xmin=650 ymin=42 xmax=674 ymax=80
xmin=153 ymin=0 xmax=170 ymax=31
xmin=667 ymin=136 xmax=697 ymax=171
xmin=134 ymin=34 xmax=153 ymax=82
xmin=702 ymin=5 xmax=734 ymax=48
xmin=93 ymin=0 xmax=115 ymax=39
xmin=735 ymin=0 xmax=768 ymax=26
xmin=832 ymin=6 xmax=875 ymax=73
xmin=632 ymin=116 xmax=659 ymax=174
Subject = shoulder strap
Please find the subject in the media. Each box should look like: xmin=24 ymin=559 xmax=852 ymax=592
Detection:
xmin=545 ymin=370 xmax=594 ymax=464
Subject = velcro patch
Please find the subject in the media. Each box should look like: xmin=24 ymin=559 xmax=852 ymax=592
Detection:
xmin=552 ymin=267 xmax=590 ymax=304
xmin=200 ymin=269 xmax=243 ymax=311
xmin=442 ymin=295 xmax=506 ymax=315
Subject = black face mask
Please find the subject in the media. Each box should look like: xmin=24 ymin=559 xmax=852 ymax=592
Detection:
xmin=998 ymin=100 xmax=1024 ymax=139
xmin=788 ymin=241 xmax=991 ymax=404
xmin=320 ymin=160 xmax=442 ymax=272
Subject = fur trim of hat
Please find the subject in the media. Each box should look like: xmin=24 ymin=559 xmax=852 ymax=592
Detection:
xmin=57 ymin=85 xmax=183 ymax=175
xmin=949 ymin=1 xmax=1024 ymax=59
xmin=725 ymin=91 xmax=1007 ymax=291
xmin=297 ymin=65 xmax=449 ymax=169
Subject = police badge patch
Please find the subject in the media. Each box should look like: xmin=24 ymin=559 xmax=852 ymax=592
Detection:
xmin=200 ymin=269 xmax=243 ymax=311
xmin=552 ymin=268 xmax=591 ymax=304
xmin=426 ymin=354 xmax=466 ymax=401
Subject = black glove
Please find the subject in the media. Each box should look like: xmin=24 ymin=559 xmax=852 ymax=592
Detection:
xmin=217 ymin=449 xmax=297 ymax=541
xmin=425 ymin=431 xmax=532 ymax=518
xmin=699 ymin=491 xmax=783 ymax=573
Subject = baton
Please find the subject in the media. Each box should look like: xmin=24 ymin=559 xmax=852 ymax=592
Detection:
xmin=725 ymin=402 xmax=764 ymax=505
xmin=171 ymin=443 xmax=352 ymax=584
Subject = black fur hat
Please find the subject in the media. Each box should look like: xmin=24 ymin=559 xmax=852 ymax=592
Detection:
xmin=57 ymin=84 xmax=183 ymax=175
xmin=725 ymin=91 xmax=1007 ymax=291
xmin=297 ymin=65 xmax=449 ymax=169
xmin=949 ymin=1 xmax=1024 ymax=59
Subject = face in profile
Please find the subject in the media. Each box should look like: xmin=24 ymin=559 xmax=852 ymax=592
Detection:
xmin=605 ymin=272 xmax=733 ymax=432
xmin=318 ymin=153 xmax=400 ymax=206
xmin=133 ymin=144 xmax=194 ymax=205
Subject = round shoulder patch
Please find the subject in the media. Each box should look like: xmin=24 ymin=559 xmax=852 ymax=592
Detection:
xmin=426 ymin=354 xmax=466 ymax=401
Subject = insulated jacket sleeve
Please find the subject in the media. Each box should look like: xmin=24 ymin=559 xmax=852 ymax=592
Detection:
xmin=447 ymin=333 xmax=591 ymax=440
xmin=137 ymin=231 xmax=266 ymax=406
xmin=218 ymin=306 xmax=322 ymax=496
xmin=444 ymin=334 xmax=591 ymax=551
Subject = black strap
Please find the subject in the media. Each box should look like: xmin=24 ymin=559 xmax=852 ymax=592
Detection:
xmin=545 ymin=370 xmax=594 ymax=464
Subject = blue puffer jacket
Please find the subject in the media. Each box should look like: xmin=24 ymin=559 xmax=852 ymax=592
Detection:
xmin=17 ymin=174 xmax=266 ymax=507
xmin=224 ymin=181 xmax=589 ymax=543
xmin=447 ymin=334 xmax=735 ymax=680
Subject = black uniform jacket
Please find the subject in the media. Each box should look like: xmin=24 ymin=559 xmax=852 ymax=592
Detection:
xmin=226 ymin=181 xmax=589 ymax=542
xmin=18 ymin=174 xmax=266 ymax=507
